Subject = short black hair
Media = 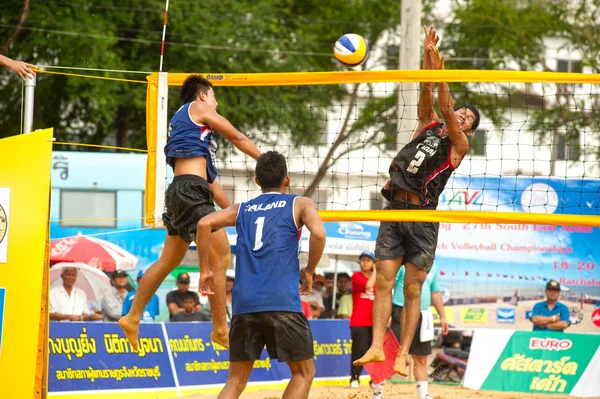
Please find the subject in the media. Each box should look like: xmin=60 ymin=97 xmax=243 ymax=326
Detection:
xmin=180 ymin=75 xmax=213 ymax=104
xmin=455 ymin=104 xmax=480 ymax=132
xmin=182 ymin=291 xmax=197 ymax=302
xmin=255 ymin=151 xmax=288 ymax=190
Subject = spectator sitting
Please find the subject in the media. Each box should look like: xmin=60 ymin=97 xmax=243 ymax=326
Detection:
xmin=337 ymin=294 xmax=353 ymax=320
xmin=167 ymin=272 xmax=202 ymax=320
xmin=122 ymin=269 xmax=159 ymax=322
xmin=102 ymin=270 xmax=129 ymax=322
xmin=87 ymin=301 xmax=104 ymax=322
xmin=172 ymin=292 xmax=211 ymax=322
xmin=301 ymin=273 xmax=326 ymax=319
xmin=530 ymin=280 xmax=570 ymax=332
xmin=225 ymin=269 xmax=235 ymax=322
xmin=321 ymin=273 xmax=335 ymax=318
xmin=323 ymin=272 xmax=352 ymax=318
xmin=301 ymin=300 xmax=314 ymax=319
xmin=49 ymin=267 xmax=89 ymax=322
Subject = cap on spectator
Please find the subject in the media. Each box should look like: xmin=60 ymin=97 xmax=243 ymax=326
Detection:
xmin=313 ymin=274 xmax=325 ymax=284
xmin=177 ymin=272 xmax=191 ymax=283
xmin=137 ymin=269 xmax=145 ymax=281
xmin=359 ymin=250 xmax=375 ymax=261
xmin=226 ymin=269 xmax=235 ymax=280
xmin=113 ymin=270 xmax=128 ymax=278
xmin=546 ymin=280 xmax=561 ymax=291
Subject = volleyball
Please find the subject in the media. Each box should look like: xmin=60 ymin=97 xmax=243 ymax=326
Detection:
xmin=333 ymin=33 xmax=369 ymax=68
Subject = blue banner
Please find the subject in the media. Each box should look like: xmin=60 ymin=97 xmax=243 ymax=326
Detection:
xmin=48 ymin=323 xmax=175 ymax=392
xmin=165 ymin=322 xmax=282 ymax=386
xmin=49 ymin=320 xmax=356 ymax=394
xmin=307 ymin=320 xmax=354 ymax=379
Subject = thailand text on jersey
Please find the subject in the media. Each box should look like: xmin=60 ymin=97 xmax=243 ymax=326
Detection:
xmin=164 ymin=102 xmax=219 ymax=182
xmin=232 ymin=192 xmax=303 ymax=315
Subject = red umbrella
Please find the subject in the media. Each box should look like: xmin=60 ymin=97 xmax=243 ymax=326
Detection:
xmin=50 ymin=235 xmax=138 ymax=272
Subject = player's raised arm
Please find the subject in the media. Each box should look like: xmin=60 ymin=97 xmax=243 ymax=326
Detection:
xmin=197 ymin=105 xmax=262 ymax=161
xmin=413 ymin=25 xmax=440 ymax=139
xmin=196 ymin=204 xmax=240 ymax=294
xmin=431 ymin=46 xmax=470 ymax=157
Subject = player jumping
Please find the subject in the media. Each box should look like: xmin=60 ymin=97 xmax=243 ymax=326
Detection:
xmin=197 ymin=151 xmax=326 ymax=399
xmin=354 ymin=25 xmax=480 ymax=376
xmin=119 ymin=75 xmax=261 ymax=349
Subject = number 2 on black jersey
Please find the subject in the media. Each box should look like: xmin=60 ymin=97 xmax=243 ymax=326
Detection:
xmin=407 ymin=150 xmax=426 ymax=174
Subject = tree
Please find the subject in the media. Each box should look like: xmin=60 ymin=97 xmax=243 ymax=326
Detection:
xmin=0 ymin=0 xmax=400 ymax=149
xmin=438 ymin=0 xmax=600 ymax=173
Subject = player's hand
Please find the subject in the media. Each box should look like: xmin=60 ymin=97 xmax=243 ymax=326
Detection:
xmin=8 ymin=60 xmax=36 ymax=80
xmin=199 ymin=271 xmax=215 ymax=295
xmin=429 ymin=44 xmax=445 ymax=70
xmin=299 ymin=268 xmax=312 ymax=295
xmin=440 ymin=317 xmax=449 ymax=335
xmin=423 ymin=25 xmax=440 ymax=53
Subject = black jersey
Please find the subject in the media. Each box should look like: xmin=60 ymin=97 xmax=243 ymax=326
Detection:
xmin=382 ymin=121 xmax=458 ymax=208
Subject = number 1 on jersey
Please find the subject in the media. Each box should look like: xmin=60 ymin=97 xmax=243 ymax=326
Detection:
xmin=253 ymin=216 xmax=265 ymax=251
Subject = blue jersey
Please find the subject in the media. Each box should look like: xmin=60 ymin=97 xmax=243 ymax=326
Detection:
xmin=122 ymin=291 xmax=159 ymax=322
xmin=233 ymin=193 xmax=302 ymax=315
xmin=164 ymin=102 xmax=219 ymax=182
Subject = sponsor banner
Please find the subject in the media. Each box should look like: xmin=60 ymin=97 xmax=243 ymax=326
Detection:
xmin=496 ymin=308 xmax=516 ymax=324
xmin=49 ymin=320 xmax=355 ymax=394
xmin=431 ymin=306 xmax=455 ymax=323
xmin=593 ymin=308 xmax=600 ymax=328
xmin=464 ymin=329 xmax=600 ymax=397
xmin=461 ymin=307 xmax=488 ymax=324
xmin=165 ymin=322 xmax=281 ymax=386
xmin=48 ymin=323 xmax=176 ymax=392
xmin=569 ymin=307 xmax=584 ymax=325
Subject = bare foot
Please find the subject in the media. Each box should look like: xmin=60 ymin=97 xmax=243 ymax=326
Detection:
xmin=393 ymin=352 xmax=410 ymax=376
xmin=118 ymin=316 xmax=140 ymax=351
xmin=352 ymin=347 xmax=385 ymax=366
xmin=210 ymin=328 xmax=230 ymax=349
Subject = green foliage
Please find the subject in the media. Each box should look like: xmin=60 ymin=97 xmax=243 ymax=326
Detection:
xmin=440 ymin=0 xmax=600 ymax=163
xmin=0 ymin=0 xmax=403 ymax=150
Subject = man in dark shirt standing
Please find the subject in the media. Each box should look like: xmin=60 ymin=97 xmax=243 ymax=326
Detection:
xmin=166 ymin=272 xmax=202 ymax=320
xmin=172 ymin=292 xmax=211 ymax=322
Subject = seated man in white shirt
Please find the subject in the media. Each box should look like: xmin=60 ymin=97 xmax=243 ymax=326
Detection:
xmin=49 ymin=267 xmax=89 ymax=322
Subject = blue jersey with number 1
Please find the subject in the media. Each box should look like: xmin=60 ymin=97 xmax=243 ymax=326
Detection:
xmin=232 ymin=192 xmax=302 ymax=316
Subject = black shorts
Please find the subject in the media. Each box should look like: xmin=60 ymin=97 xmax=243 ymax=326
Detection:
xmin=374 ymin=201 xmax=438 ymax=272
xmin=229 ymin=312 xmax=314 ymax=363
xmin=391 ymin=305 xmax=432 ymax=356
xmin=162 ymin=175 xmax=215 ymax=244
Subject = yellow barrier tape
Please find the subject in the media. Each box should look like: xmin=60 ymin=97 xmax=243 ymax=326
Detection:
xmin=53 ymin=142 xmax=147 ymax=153
xmin=162 ymin=70 xmax=600 ymax=87
xmin=33 ymin=67 xmax=147 ymax=84
xmin=319 ymin=210 xmax=600 ymax=227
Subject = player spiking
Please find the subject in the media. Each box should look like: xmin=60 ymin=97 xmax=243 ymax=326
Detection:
xmin=354 ymin=26 xmax=480 ymax=376
xmin=119 ymin=75 xmax=261 ymax=349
